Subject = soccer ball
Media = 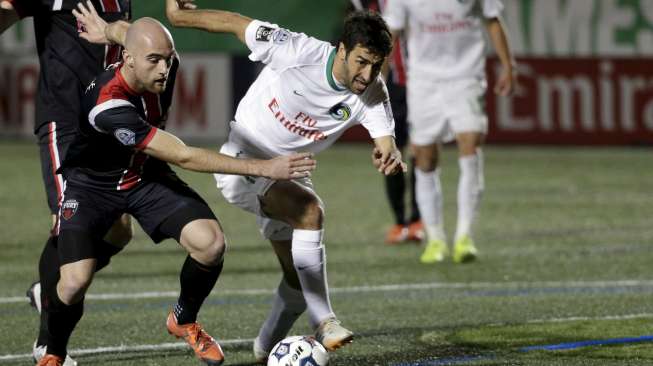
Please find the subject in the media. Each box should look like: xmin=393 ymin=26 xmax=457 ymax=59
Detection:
xmin=267 ymin=335 xmax=329 ymax=366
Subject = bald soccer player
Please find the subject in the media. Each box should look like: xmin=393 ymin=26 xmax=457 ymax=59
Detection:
xmin=35 ymin=14 xmax=316 ymax=366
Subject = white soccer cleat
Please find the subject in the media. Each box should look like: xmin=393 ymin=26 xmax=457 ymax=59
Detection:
xmin=252 ymin=336 xmax=269 ymax=364
xmin=314 ymin=318 xmax=353 ymax=351
xmin=27 ymin=281 xmax=42 ymax=313
xmin=33 ymin=342 xmax=78 ymax=366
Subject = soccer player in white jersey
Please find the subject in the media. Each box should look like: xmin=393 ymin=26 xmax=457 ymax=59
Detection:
xmin=165 ymin=0 xmax=405 ymax=362
xmin=383 ymin=0 xmax=516 ymax=264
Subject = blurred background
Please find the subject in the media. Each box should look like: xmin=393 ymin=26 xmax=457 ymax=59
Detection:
xmin=1 ymin=2 xmax=653 ymax=364
xmin=1 ymin=0 xmax=652 ymax=145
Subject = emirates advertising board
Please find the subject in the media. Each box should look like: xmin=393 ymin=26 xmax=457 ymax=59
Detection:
xmin=491 ymin=0 xmax=653 ymax=145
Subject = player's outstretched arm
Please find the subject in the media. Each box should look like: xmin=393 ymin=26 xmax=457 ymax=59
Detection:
xmin=165 ymin=0 xmax=251 ymax=44
xmin=143 ymin=128 xmax=316 ymax=180
xmin=0 ymin=1 xmax=19 ymax=35
xmin=73 ymin=1 xmax=129 ymax=45
xmin=485 ymin=17 xmax=516 ymax=96
xmin=372 ymin=135 xmax=406 ymax=176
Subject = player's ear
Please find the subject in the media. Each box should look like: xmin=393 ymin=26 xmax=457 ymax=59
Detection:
xmin=124 ymin=50 xmax=134 ymax=68
xmin=337 ymin=42 xmax=346 ymax=60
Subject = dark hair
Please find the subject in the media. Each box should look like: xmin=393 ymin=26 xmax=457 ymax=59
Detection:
xmin=340 ymin=10 xmax=392 ymax=57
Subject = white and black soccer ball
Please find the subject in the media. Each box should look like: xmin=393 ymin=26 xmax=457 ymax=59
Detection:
xmin=267 ymin=335 xmax=329 ymax=366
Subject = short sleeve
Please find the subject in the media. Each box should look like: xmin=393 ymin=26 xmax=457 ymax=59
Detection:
xmin=382 ymin=0 xmax=407 ymax=31
xmin=358 ymin=79 xmax=395 ymax=138
xmin=481 ymin=0 xmax=504 ymax=18
xmin=90 ymin=102 xmax=157 ymax=150
xmin=245 ymin=19 xmax=329 ymax=70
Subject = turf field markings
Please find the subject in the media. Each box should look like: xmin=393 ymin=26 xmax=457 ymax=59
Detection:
xmin=0 ymin=339 xmax=252 ymax=362
xmin=520 ymin=334 xmax=653 ymax=351
xmin=2 ymin=313 xmax=653 ymax=363
xmin=2 ymin=279 xmax=653 ymax=304
xmin=393 ymin=355 xmax=494 ymax=365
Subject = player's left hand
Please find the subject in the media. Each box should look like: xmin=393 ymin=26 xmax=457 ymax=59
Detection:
xmin=73 ymin=0 xmax=109 ymax=44
xmin=494 ymin=66 xmax=516 ymax=96
xmin=372 ymin=147 xmax=407 ymax=176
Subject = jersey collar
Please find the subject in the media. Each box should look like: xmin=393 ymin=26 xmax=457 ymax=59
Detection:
xmin=326 ymin=48 xmax=346 ymax=92
xmin=117 ymin=64 xmax=140 ymax=96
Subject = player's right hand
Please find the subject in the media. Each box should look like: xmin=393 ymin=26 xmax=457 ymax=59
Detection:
xmin=263 ymin=152 xmax=316 ymax=180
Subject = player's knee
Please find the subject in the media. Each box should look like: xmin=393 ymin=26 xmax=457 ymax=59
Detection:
xmin=58 ymin=272 xmax=92 ymax=304
xmin=415 ymin=155 xmax=438 ymax=171
xmin=193 ymin=227 xmax=227 ymax=266
xmin=296 ymin=199 xmax=323 ymax=229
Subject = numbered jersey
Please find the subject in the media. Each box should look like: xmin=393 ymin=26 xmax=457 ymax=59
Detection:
xmin=7 ymin=0 xmax=131 ymax=131
xmin=231 ymin=20 xmax=395 ymax=157
xmin=383 ymin=0 xmax=503 ymax=81
xmin=60 ymin=60 xmax=178 ymax=191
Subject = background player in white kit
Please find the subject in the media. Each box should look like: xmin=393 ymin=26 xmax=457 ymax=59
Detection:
xmin=383 ymin=0 xmax=516 ymax=264
xmin=165 ymin=0 xmax=405 ymax=362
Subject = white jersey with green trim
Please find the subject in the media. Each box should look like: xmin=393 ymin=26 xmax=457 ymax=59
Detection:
xmin=231 ymin=20 xmax=395 ymax=158
xmin=383 ymin=0 xmax=503 ymax=81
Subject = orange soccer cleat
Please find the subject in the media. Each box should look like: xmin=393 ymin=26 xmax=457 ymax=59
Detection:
xmin=385 ymin=224 xmax=409 ymax=245
xmin=407 ymin=220 xmax=425 ymax=242
xmin=166 ymin=312 xmax=225 ymax=366
xmin=36 ymin=354 xmax=64 ymax=366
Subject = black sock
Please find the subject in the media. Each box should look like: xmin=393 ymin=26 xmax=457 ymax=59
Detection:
xmin=408 ymin=158 xmax=421 ymax=223
xmin=174 ymin=255 xmax=223 ymax=324
xmin=384 ymin=171 xmax=406 ymax=225
xmin=95 ymin=240 xmax=124 ymax=272
xmin=43 ymin=275 xmax=84 ymax=358
xmin=37 ymin=236 xmax=60 ymax=347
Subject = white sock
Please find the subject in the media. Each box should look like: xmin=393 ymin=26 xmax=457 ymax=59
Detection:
xmin=415 ymin=168 xmax=446 ymax=242
xmin=455 ymin=149 xmax=484 ymax=242
xmin=256 ymin=279 xmax=307 ymax=352
xmin=291 ymin=229 xmax=334 ymax=328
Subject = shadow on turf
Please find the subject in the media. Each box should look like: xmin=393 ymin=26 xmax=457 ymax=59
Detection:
xmin=10 ymin=324 xmax=646 ymax=365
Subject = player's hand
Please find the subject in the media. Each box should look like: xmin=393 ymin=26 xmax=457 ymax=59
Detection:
xmin=262 ymin=152 xmax=316 ymax=180
xmin=494 ymin=66 xmax=516 ymax=96
xmin=166 ymin=0 xmax=195 ymax=20
xmin=0 ymin=1 xmax=15 ymax=10
xmin=73 ymin=0 xmax=109 ymax=44
xmin=372 ymin=147 xmax=407 ymax=176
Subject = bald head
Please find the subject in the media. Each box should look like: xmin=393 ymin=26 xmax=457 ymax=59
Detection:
xmin=125 ymin=17 xmax=174 ymax=53
xmin=121 ymin=17 xmax=176 ymax=94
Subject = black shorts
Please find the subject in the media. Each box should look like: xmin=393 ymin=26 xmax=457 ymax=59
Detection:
xmin=55 ymin=174 xmax=216 ymax=265
xmin=37 ymin=122 xmax=76 ymax=214
xmin=387 ymin=81 xmax=408 ymax=148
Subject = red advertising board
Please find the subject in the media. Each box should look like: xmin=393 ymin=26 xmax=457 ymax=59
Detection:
xmin=341 ymin=58 xmax=653 ymax=145
xmin=487 ymin=58 xmax=653 ymax=145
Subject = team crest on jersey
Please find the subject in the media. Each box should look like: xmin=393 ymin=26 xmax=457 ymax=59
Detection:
xmin=256 ymin=26 xmax=276 ymax=42
xmin=328 ymin=102 xmax=351 ymax=121
xmin=272 ymin=28 xmax=291 ymax=44
xmin=61 ymin=199 xmax=79 ymax=220
xmin=115 ymin=128 xmax=136 ymax=146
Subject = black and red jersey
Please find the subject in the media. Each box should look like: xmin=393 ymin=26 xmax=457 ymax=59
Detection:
xmin=7 ymin=0 xmax=131 ymax=132
xmin=60 ymin=59 xmax=179 ymax=191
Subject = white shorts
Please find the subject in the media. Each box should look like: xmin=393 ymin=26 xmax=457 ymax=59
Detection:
xmin=407 ymin=77 xmax=488 ymax=145
xmin=214 ymin=139 xmax=318 ymax=241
